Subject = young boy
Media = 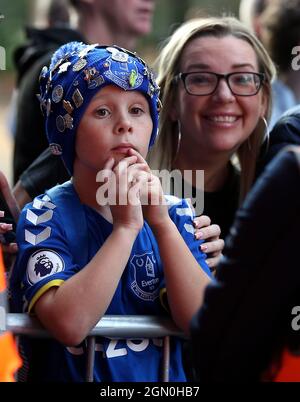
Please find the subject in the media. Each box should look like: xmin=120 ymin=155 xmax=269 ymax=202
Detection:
xmin=10 ymin=42 xmax=212 ymax=382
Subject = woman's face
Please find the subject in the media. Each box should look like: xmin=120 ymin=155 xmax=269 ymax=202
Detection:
xmin=172 ymin=35 xmax=267 ymax=155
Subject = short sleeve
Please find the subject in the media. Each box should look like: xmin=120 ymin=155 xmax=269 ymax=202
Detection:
xmin=11 ymin=193 xmax=80 ymax=313
xmin=166 ymin=195 xmax=212 ymax=277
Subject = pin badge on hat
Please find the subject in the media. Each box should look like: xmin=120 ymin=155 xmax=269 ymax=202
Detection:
xmin=72 ymin=88 xmax=84 ymax=108
xmin=72 ymin=58 xmax=87 ymax=72
xmin=104 ymin=51 xmax=143 ymax=90
xmin=46 ymin=80 xmax=52 ymax=94
xmin=107 ymin=47 xmax=129 ymax=63
xmin=37 ymin=94 xmax=46 ymax=114
xmin=56 ymin=115 xmax=66 ymax=132
xmin=147 ymin=83 xmax=155 ymax=98
xmin=50 ymin=143 xmax=63 ymax=155
xmin=46 ymin=98 xmax=52 ymax=116
xmin=64 ymin=114 xmax=73 ymax=129
xmin=83 ymin=67 xmax=105 ymax=89
xmin=129 ymin=70 xmax=137 ymax=87
xmin=78 ymin=44 xmax=99 ymax=59
xmin=39 ymin=66 xmax=48 ymax=83
xmin=52 ymin=85 xmax=64 ymax=103
xmin=51 ymin=59 xmax=63 ymax=74
xmin=58 ymin=61 xmax=71 ymax=74
xmin=51 ymin=53 xmax=71 ymax=75
xmin=63 ymin=100 xmax=74 ymax=114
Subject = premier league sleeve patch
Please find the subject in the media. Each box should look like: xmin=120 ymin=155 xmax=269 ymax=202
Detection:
xmin=26 ymin=249 xmax=65 ymax=285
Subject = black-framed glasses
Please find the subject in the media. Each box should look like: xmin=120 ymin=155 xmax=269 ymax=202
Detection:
xmin=173 ymin=71 xmax=265 ymax=96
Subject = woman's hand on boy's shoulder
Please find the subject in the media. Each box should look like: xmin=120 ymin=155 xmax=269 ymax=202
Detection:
xmin=193 ymin=215 xmax=224 ymax=270
xmin=0 ymin=211 xmax=18 ymax=254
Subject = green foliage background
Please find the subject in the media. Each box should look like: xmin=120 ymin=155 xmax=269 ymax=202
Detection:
xmin=0 ymin=0 xmax=31 ymax=70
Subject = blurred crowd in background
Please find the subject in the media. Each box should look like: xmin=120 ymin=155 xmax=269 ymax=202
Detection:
xmin=0 ymin=0 xmax=241 ymax=183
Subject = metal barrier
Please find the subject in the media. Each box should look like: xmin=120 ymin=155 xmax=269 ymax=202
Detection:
xmin=7 ymin=314 xmax=184 ymax=382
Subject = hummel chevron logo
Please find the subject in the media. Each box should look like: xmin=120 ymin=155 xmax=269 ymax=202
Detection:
xmin=25 ymin=227 xmax=51 ymax=245
xmin=33 ymin=198 xmax=56 ymax=210
xmin=26 ymin=209 xmax=53 ymax=225
xmin=176 ymin=207 xmax=193 ymax=218
xmin=184 ymin=223 xmax=194 ymax=235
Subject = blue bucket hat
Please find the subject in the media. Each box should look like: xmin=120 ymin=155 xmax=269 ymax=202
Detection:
xmin=38 ymin=41 xmax=161 ymax=174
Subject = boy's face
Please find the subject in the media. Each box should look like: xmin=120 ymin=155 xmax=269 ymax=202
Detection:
xmin=75 ymin=85 xmax=153 ymax=172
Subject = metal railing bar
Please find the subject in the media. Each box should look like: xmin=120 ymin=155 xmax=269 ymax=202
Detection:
xmin=86 ymin=337 xmax=96 ymax=382
xmin=7 ymin=314 xmax=185 ymax=339
xmin=162 ymin=335 xmax=170 ymax=382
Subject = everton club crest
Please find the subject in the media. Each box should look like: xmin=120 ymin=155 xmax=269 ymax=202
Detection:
xmin=104 ymin=49 xmax=143 ymax=91
xmin=130 ymin=252 xmax=160 ymax=301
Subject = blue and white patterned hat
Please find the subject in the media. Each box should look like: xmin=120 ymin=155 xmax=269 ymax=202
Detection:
xmin=38 ymin=41 xmax=161 ymax=174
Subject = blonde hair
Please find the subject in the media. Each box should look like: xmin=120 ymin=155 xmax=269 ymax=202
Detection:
xmin=147 ymin=16 xmax=276 ymax=203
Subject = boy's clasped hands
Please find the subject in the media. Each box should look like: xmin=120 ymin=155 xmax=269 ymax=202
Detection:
xmin=97 ymin=147 xmax=169 ymax=233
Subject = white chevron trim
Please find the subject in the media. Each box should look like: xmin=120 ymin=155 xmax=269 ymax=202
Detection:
xmin=176 ymin=207 xmax=193 ymax=218
xmin=164 ymin=194 xmax=181 ymax=209
xmin=183 ymin=223 xmax=194 ymax=235
xmin=33 ymin=198 xmax=56 ymax=210
xmin=26 ymin=209 xmax=53 ymax=225
xmin=25 ymin=227 xmax=51 ymax=245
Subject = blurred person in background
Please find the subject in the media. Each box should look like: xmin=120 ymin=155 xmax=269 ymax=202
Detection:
xmin=238 ymin=0 xmax=269 ymax=40
xmin=12 ymin=0 xmax=81 ymax=182
xmin=239 ymin=0 xmax=299 ymax=129
xmin=260 ymin=0 xmax=300 ymax=128
xmin=12 ymin=0 xmax=156 ymax=186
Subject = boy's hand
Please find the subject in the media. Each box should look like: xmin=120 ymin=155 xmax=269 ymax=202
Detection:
xmin=127 ymin=149 xmax=170 ymax=229
xmin=98 ymin=155 xmax=148 ymax=232
xmin=140 ymin=172 xmax=170 ymax=229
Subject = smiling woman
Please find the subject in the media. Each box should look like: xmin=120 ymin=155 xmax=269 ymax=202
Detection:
xmin=148 ymin=17 xmax=276 ymax=238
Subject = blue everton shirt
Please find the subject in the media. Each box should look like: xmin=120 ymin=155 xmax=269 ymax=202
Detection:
xmin=11 ymin=183 xmax=211 ymax=382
